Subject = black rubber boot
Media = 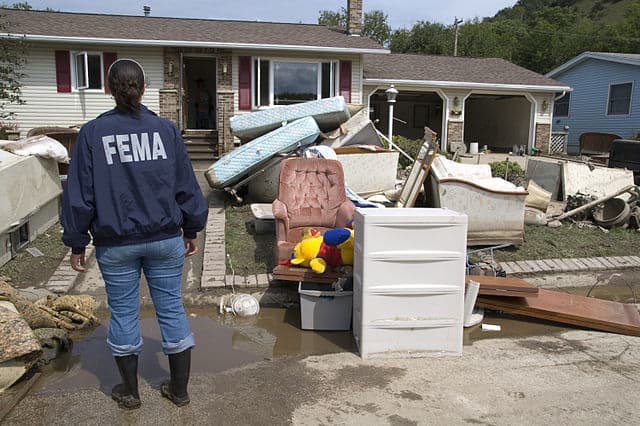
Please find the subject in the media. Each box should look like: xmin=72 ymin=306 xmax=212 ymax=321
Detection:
xmin=112 ymin=354 xmax=141 ymax=410
xmin=160 ymin=348 xmax=191 ymax=407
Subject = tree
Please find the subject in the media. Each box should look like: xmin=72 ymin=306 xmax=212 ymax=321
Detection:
xmin=389 ymin=21 xmax=451 ymax=55
xmin=318 ymin=8 xmax=392 ymax=46
xmin=0 ymin=13 xmax=27 ymax=121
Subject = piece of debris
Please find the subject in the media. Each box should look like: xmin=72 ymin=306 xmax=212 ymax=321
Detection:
xmin=25 ymin=247 xmax=44 ymax=258
xmin=477 ymin=288 xmax=640 ymax=336
xmin=481 ymin=324 xmax=501 ymax=331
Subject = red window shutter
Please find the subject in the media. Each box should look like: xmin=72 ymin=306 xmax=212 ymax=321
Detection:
xmin=238 ymin=56 xmax=252 ymax=110
xmin=103 ymin=52 xmax=117 ymax=94
xmin=55 ymin=50 xmax=71 ymax=93
xmin=339 ymin=60 xmax=352 ymax=103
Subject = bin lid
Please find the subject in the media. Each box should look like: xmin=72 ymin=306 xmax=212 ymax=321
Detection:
xmin=298 ymin=281 xmax=353 ymax=297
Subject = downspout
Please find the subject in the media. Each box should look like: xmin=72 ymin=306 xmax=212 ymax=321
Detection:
xmin=554 ymin=90 xmax=566 ymax=101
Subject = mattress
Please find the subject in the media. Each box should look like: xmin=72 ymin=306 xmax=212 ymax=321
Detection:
xmin=230 ymin=96 xmax=350 ymax=141
xmin=205 ymin=116 xmax=320 ymax=189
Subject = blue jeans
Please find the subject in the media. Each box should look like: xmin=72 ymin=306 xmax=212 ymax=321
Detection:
xmin=96 ymin=236 xmax=195 ymax=356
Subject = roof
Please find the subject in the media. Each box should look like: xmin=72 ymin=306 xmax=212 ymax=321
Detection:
xmin=546 ymin=52 xmax=640 ymax=77
xmin=0 ymin=8 xmax=387 ymax=54
xmin=363 ymin=53 xmax=570 ymax=92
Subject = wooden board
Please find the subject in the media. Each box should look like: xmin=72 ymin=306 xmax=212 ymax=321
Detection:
xmin=477 ymin=289 xmax=640 ymax=336
xmin=272 ymin=265 xmax=342 ymax=284
xmin=466 ymin=275 xmax=539 ymax=297
xmin=0 ymin=372 xmax=40 ymax=422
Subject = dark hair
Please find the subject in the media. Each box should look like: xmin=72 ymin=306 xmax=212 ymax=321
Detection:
xmin=108 ymin=59 xmax=145 ymax=114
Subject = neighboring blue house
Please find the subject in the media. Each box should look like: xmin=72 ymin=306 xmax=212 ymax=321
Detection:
xmin=546 ymin=52 xmax=640 ymax=154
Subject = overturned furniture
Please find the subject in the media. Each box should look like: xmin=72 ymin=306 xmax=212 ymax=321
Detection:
xmin=425 ymin=155 xmax=528 ymax=246
xmin=272 ymin=158 xmax=356 ymax=262
xmin=579 ymin=132 xmax=621 ymax=158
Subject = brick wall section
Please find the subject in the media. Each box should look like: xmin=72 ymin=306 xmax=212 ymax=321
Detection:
xmin=347 ymin=0 xmax=362 ymax=35
xmin=216 ymin=52 xmax=233 ymax=155
xmin=160 ymin=48 xmax=181 ymax=127
xmin=535 ymin=123 xmax=551 ymax=153
xmin=447 ymin=121 xmax=463 ymax=152
xmin=218 ymin=92 xmax=235 ymax=155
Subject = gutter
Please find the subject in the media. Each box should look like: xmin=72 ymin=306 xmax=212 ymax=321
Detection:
xmin=1 ymin=33 xmax=390 ymax=55
xmin=364 ymin=78 xmax=571 ymax=93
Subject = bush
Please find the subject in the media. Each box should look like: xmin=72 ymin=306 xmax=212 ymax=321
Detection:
xmin=489 ymin=160 xmax=525 ymax=185
xmin=392 ymin=135 xmax=423 ymax=168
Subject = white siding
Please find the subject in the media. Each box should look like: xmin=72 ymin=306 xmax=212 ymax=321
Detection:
xmin=7 ymin=43 xmax=164 ymax=136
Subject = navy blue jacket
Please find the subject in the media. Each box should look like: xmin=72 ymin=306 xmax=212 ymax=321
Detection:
xmin=61 ymin=105 xmax=208 ymax=254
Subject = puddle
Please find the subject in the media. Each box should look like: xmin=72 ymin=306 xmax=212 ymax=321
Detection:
xmin=34 ymin=306 xmax=354 ymax=395
xmin=36 ymin=283 xmax=635 ymax=393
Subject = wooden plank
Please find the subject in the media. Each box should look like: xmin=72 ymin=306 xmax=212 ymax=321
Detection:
xmin=272 ymin=265 xmax=342 ymax=284
xmin=466 ymin=275 xmax=539 ymax=297
xmin=477 ymin=288 xmax=640 ymax=336
xmin=0 ymin=372 xmax=41 ymax=422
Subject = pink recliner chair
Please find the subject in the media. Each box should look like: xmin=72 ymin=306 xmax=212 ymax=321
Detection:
xmin=272 ymin=158 xmax=356 ymax=262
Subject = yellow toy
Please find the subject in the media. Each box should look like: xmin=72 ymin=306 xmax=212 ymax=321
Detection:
xmin=290 ymin=227 xmax=354 ymax=274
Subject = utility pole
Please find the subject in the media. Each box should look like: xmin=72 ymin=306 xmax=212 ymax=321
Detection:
xmin=453 ymin=17 xmax=463 ymax=56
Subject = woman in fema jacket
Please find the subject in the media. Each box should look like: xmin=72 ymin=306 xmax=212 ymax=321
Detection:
xmin=61 ymin=59 xmax=208 ymax=410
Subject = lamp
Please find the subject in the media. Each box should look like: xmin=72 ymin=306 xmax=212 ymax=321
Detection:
xmin=167 ymin=60 xmax=174 ymax=77
xmin=541 ymin=100 xmax=548 ymax=113
xmin=222 ymin=62 xmax=228 ymax=77
xmin=386 ymin=84 xmax=399 ymax=143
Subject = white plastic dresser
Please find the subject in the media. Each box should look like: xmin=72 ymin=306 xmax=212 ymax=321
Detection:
xmin=353 ymin=208 xmax=468 ymax=358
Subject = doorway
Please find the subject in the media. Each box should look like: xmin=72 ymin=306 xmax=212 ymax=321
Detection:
xmin=182 ymin=57 xmax=217 ymax=130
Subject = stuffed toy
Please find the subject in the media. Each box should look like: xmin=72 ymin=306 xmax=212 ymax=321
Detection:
xmin=288 ymin=226 xmax=354 ymax=274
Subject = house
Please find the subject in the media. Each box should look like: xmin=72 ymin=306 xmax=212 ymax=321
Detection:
xmin=0 ymin=2 xmax=386 ymax=158
xmin=546 ymin=52 xmax=640 ymax=154
xmin=1 ymin=3 xmax=569 ymax=157
xmin=364 ymin=53 xmax=569 ymax=154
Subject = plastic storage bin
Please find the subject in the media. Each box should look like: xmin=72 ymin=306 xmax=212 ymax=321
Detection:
xmin=299 ymin=282 xmax=353 ymax=331
xmin=353 ymin=208 xmax=467 ymax=358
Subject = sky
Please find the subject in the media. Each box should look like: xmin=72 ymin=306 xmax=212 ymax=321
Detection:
xmin=24 ymin=0 xmax=519 ymax=29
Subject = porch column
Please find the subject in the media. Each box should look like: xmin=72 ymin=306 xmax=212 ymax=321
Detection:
xmin=447 ymin=121 xmax=464 ymax=153
xmin=535 ymin=123 xmax=551 ymax=154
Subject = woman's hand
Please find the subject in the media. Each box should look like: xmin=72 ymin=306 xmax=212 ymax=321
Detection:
xmin=184 ymin=239 xmax=197 ymax=257
xmin=70 ymin=253 xmax=87 ymax=272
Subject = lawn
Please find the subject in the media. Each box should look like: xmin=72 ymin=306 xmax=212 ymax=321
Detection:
xmin=225 ymin=205 xmax=639 ymax=276
xmin=0 ymin=223 xmax=69 ymax=287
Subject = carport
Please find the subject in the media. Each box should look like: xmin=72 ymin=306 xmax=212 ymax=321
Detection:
xmin=369 ymin=90 xmax=444 ymax=141
xmin=464 ymin=94 xmax=533 ymax=153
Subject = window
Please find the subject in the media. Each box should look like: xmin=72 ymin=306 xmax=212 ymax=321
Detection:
xmin=553 ymin=92 xmax=570 ymax=117
xmin=607 ymin=82 xmax=632 ymax=115
xmin=72 ymin=52 xmax=103 ymax=90
xmin=252 ymin=58 xmax=339 ymax=107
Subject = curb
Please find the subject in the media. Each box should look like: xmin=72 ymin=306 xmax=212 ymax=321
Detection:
xmin=501 ymin=255 xmax=640 ymax=276
xmin=45 ymin=246 xmax=96 ymax=294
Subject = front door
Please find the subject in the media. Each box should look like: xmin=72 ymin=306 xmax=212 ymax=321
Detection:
xmin=182 ymin=57 xmax=217 ymax=130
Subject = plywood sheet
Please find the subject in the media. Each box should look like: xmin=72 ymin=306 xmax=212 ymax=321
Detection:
xmin=466 ymin=275 xmax=538 ymax=297
xmin=477 ymin=289 xmax=640 ymax=336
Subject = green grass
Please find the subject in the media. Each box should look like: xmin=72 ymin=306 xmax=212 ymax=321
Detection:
xmin=494 ymin=224 xmax=639 ymax=262
xmin=225 ymin=203 xmax=276 ymax=275
xmin=225 ymin=205 xmax=639 ymax=275
xmin=0 ymin=223 xmax=69 ymax=287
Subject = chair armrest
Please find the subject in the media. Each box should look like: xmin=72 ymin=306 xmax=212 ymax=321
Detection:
xmin=334 ymin=200 xmax=357 ymax=228
xmin=272 ymin=199 xmax=290 ymax=243
xmin=272 ymin=199 xmax=288 ymax=220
